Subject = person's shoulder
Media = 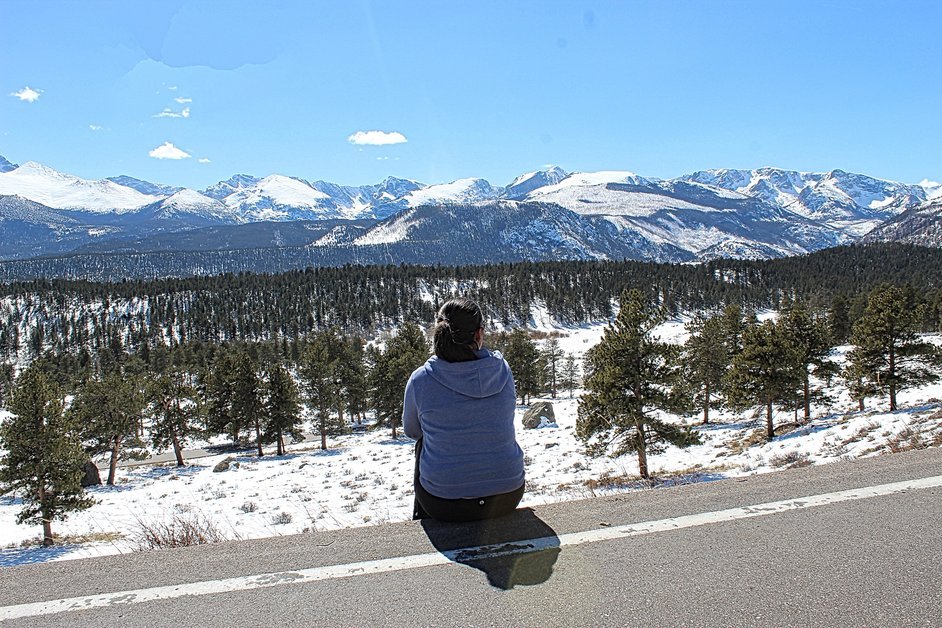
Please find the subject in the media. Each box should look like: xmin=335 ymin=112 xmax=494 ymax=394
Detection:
xmin=408 ymin=358 xmax=434 ymax=382
xmin=485 ymin=348 xmax=510 ymax=367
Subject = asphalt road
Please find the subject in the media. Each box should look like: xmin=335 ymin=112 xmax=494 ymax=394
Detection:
xmin=4 ymin=447 xmax=941 ymax=627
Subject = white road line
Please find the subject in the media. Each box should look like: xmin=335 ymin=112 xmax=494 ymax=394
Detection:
xmin=3 ymin=474 xmax=941 ymax=621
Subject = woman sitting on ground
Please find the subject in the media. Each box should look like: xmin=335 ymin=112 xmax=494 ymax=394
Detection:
xmin=403 ymin=298 xmax=525 ymax=522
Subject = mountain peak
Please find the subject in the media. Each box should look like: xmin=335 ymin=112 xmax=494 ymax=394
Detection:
xmin=0 ymin=155 xmax=18 ymax=173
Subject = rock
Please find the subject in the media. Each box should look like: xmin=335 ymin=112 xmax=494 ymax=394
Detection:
xmin=522 ymin=401 xmax=556 ymax=429
xmin=80 ymin=461 xmax=101 ymax=487
xmin=213 ymin=456 xmax=236 ymax=473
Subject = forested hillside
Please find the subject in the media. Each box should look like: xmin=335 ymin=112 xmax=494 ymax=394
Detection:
xmin=2 ymin=244 xmax=941 ymax=371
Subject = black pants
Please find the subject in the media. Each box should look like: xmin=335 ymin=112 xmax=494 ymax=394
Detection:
xmin=412 ymin=439 xmax=524 ymax=522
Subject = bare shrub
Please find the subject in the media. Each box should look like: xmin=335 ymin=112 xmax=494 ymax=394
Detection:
xmin=240 ymin=501 xmax=258 ymax=513
xmin=728 ymin=429 xmax=767 ymax=455
xmin=768 ymin=451 xmax=812 ymax=469
xmin=584 ymin=473 xmax=633 ymax=490
xmin=271 ymin=511 xmax=293 ymax=525
xmin=134 ymin=513 xmax=228 ymax=550
xmin=886 ymin=429 xmax=926 ymax=453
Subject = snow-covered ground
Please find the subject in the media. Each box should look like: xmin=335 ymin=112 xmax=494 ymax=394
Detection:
xmin=2 ymin=318 xmax=940 ymax=567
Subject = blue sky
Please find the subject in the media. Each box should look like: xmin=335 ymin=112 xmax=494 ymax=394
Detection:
xmin=2 ymin=0 xmax=940 ymax=189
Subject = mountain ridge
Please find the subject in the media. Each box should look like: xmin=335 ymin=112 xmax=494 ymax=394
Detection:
xmin=0 ymin=154 xmax=938 ymax=271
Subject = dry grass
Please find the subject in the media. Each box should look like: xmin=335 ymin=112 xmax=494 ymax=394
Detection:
xmin=727 ymin=429 xmax=768 ymax=455
xmin=768 ymin=451 xmax=812 ymax=469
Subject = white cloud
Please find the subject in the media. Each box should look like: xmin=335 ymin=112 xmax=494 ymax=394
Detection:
xmin=168 ymin=85 xmax=178 ymax=91
xmin=89 ymin=124 xmax=104 ymax=131
xmin=175 ymin=97 xmax=192 ymax=104
xmin=198 ymin=158 xmax=211 ymax=164
xmin=347 ymin=130 xmax=407 ymax=146
xmin=11 ymin=86 xmax=41 ymax=103
xmin=154 ymin=107 xmax=191 ymax=119
xmin=149 ymin=142 xmax=191 ymax=160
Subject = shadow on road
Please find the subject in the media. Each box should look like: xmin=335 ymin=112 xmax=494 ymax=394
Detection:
xmin=0 ymin=545 xmax=75 ymax=567
xmin=421 ymin=508 xmax=560 ymax=590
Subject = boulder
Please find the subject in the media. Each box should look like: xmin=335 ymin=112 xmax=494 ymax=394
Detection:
xmin=80 ymin=461 xmax=102 ymax=487
xmin=522 ymin=401 xmax=556 ymax=429
xmin=213 ymin=456 xmax=237 ymax=473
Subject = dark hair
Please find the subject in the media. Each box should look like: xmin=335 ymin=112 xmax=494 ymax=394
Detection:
xmin=433 ymin=298 xmax=484 ymax=362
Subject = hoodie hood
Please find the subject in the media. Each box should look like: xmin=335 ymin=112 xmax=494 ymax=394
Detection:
xmin=422 ymin=348 xmax=511 ymax=399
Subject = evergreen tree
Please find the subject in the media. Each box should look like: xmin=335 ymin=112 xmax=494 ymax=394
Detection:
xmin=682 ymin=313 xmax=729 ymax=425
xmin=200 ymin=349 xmax=244 ymax=445
xmin=0 ymin=367 xmax=92 ymax=546
xmin=560 ymin=352 xmax=580 ymax=399
xmin=542 ymin=337 xmax=563 ymax=399
xmin=371 ymin=323 xmax=429 ymax=438
xmin=846 ymin=284 xmax=941 ymax=411
xmin=342 ymin=338 xmax=370 ymax=426
xmin=70 ymin=372 xmax=146 ymax=485
xmin=231 ymin=351 xmax=265 ymax=456
xmin=300 ymin=329 xmax=348 ymax=450
xmin=725 ymin=319 xmax=803 ymax=441
xmin=576 ymin=290 xmax=699 ymax=479
xmin=146 ymin=368 xmax=198 ymax=466
xmin=827 ymin=294 xmax=852 ymax=345
xmin=263 ymin=362 xmax=302 ymax=456
xmin=842 ymin=355 xmax=880 ymax=412
xmin=0 ymin=362 xmax=14 ymax=405
xmin=778 ymin=301 xmax=837 ymax=422
xmin=503 ymin=329 xmax=543 ymax=404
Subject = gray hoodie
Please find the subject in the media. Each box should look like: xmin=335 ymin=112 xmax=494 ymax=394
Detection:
xmin=402 ymin=348 xmax=525 ymax=499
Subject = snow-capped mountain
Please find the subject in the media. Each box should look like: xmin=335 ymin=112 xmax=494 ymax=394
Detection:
xmin=0 ymin=153 xmax=938 ymax=269
xmin=134 ymin=189 xmax=243 ymax=226
xmin=523 ymin=176 xmax=849 ymax=258
xmin=220 ymin=174 xmax=347 ymax=221
xmin=401 ymin=178 xmax=500 ymax=207
xmin=682 ymin=167 xmax=927 ymax=236
xmin=861 ymin=197 xmax=942 ymax=248
xmin=201 ymin=174 xmax=263 ymax=200
xmin=0 ymin=155 xmax=17 ymax=173
xmin=338 ymin=200 xmax=689 ymax=263
xmin=919 ymin=179 xmax=942 ymax=201
xmin=0 ymin=161 xmax=159 ymax=213
xmin=106 ymin=175 xmax=183 ymax=197
xmin=503 ymin=166 xmax=568 ymax=199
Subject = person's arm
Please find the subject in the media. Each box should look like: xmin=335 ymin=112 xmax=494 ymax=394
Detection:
xmin=402 ymin=375 xmax=421 ymax=439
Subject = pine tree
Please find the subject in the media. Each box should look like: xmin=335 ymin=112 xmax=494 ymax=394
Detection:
xmin=263 ymin=362 xmax=302 ymax=455
xmin=778 ymin=301 xmax=837 ymax=422
xmin=682 ymin=313 xmax=729 ymax=425
xmin=371 ymin=323 xmax=429 ymax=438
xmin=576 ymin=290 xmax=699 ymax=480
xmin=846 ymin=284 xmax=941 ymax=411
xmin=342 ymin=338 xmax=370 ymax=426
xmin=560 ymin=352 xmax=580 ymax=399
xmin=146 ymin=368 xmax=198 ymax=466
xmin=200 ymin=349 xmax=244 ymax=445
xmin=231 ymin=351 xmax=265 ymax=456
xmin=725 ymin=319 xmax=803 ymax=441
xmin=503 ymin=329 xmax=543 ymax=404
xmin=300 ymin=329 xmax=348 ymax=450
xmin=542 ymin=338 xmax=563 ymax=399
xmin=827 ymin=294 xmax=852 ymax=345
xmin=70 ymin=372 xmax=146 ymax=485
xmin=0 ymin=367 xmax=93 ymax=546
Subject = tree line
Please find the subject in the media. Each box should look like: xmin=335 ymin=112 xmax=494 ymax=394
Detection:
xmin=576 ymin=284 xmax=941 ymax=480
xmin=2 ymin=244 xmax=942 ymax=386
